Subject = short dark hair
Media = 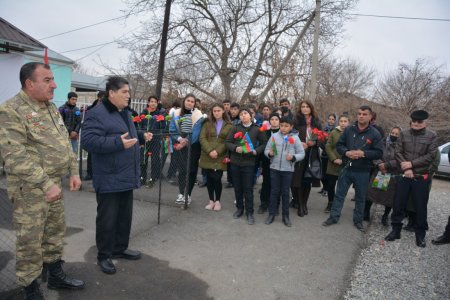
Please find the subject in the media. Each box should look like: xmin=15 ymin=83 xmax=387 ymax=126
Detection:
xmin=230 ymin=102 xmax=240 ymax=109
xmin=280 ymin=116 xmax=293 ymax=125
xmin=67 ymin=92 xmax=78 ymax=99
xmin=279 ymin=98 xmax=290 ymax=105
xmin=106 ymin=76 xmax=129 ymax=95
xmin=223 ymin=99 xmax=231 ymax=104
xmin=97 ymin=91 xmax=105 ymax=99
xmin=20 ymin=62 xmax=50 ymax=88
xmin=147 ymin=95 xmax=159 ymax=102
xmin=358 ymin=105 xmax=372 ymax=113
xmin=261 ymin=104 xmax=271 ymax=110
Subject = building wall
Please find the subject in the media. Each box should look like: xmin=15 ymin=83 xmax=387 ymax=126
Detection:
xmin=0 ymin=53 xmax=24 ymax=104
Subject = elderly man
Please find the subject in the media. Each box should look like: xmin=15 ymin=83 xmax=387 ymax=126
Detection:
xmin=385 ymin=110 xmax=438 ymax=247
xmin=0 ymin=62 xmax=84 ymax=299
xmin=81 ymin=76 xmax=152 ymax=275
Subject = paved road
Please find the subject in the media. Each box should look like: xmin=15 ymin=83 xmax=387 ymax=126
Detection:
xmin=3 ymin=176 xmax=366 ymax=299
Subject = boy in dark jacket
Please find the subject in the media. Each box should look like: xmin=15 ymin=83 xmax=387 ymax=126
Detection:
xmin=59 ymin=92 xmax=81 ymax=153
xmin=226 ymin=107 xmax=267 ymax=225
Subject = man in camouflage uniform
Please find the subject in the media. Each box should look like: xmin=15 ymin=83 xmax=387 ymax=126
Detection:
xmin=0 ymin=62 xmax=85 ymax=300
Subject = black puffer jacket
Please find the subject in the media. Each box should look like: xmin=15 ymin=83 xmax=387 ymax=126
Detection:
xmin=395 ymin=127 xmax=438 ymax=175
xmin=225 ymin=123 xmax=267 ymax=167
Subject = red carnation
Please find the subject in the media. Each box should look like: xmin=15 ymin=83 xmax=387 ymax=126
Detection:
xmin=133 ymin=116 xmax=141 ymax=123
xmin=366 ymin=139 xmax=372 ymax=145
xmin=146 ymin=151 xmax=152 ymax=157
xmin=288 ymin=136 xmax=295 ymax=144
xmin=234 ymin=132 xmax=243 ymax=139
xmin=156 ymin=115 xmax=165 ymax=122
xmin=423 ymin=174 xmax=429 ymax=181
xmin=173 ymin=143 xmax=181 ymax=151
xmin=140 ymin=114 xmax=146 ymax=120
xmin=222 ymin=157 xmax=231 ymax=164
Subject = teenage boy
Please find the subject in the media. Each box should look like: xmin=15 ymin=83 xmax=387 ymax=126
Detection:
xmin=264 ymin=116 xmax=305 ymax=227
xmin=258 ymin=113 xmax=281 ymax=214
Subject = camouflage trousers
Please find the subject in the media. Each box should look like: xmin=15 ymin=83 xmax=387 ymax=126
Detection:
xmin=12 ymin=178 xmax=65 ymax=287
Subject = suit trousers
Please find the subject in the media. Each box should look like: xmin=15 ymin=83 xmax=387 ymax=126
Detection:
xmin=96 ymin=190 xmax=133 ymax=260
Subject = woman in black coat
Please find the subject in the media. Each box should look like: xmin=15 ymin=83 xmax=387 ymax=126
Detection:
xmin=291 ymin=100 xmax=322 ymax=217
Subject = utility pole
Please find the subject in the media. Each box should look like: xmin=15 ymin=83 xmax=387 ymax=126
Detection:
xmin=155 ymin=0 xmax=173 ymax=99
xmin=309 ymin=0 xmax=321 ymax=104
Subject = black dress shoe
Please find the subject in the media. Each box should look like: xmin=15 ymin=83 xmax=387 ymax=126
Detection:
xmin=98 ymin=258 xmax=116 ymax=274
xmin=354 ymin=222 xmax=365 ymax=232
xmin=431 ymin=235 xmax=450 ymax=245
xmin=282 ymin=215 xmax=292 ymax=227
xmin=265 ymin=215 xmax=275 ymax=225
xmin=233 ymin=208 xmax=244 ymax=219
xmin=247 ymin=214 xmax=255 ymax=225
xmin=112 ymin=249 xmax=141 ymax=260
xmin=416 ymin=237 xmax=426 ymax=248
xmin=385 ymin=230 xmax=401 ymax=241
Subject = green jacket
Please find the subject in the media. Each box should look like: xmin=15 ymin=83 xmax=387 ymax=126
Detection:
xmin=199 ymin=119 xmax=233 ymax=171
xmin=325 ymin=126 xmax=344 ymax=176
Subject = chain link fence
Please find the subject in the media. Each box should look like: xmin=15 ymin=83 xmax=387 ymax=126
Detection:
xmin=1 ymin=129 xmax=199 ymax=296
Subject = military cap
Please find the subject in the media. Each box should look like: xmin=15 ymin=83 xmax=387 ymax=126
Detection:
xmin=410 ymin=110 xmax=428 ymax=121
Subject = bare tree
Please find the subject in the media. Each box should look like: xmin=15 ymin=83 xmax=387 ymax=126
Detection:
xmin=375 ymin=58 xmax=444 ymax=115
xmin=317 ymin=56 xmax=375 ymax=98
xmin=121 ymin=0 xmax=356 ymax=102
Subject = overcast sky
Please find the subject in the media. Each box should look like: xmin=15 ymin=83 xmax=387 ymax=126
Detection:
xmin=1 ymin=0 xmax=449 ymax=78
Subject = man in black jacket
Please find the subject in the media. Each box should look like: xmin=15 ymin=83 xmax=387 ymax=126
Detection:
xmin=59 ymin=92 xmax=81 ymax=153
xmin=323 ymin=105 xmax=383 ymax=232
xmin=385 ymin=110 xmax=438 ymax=247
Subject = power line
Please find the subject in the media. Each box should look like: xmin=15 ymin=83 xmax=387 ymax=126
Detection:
xmin=348 ymin=13 xmax=450 ymax=22
xmin=39 ymin=10 xmax=144 ymax=40
xmin=60 ymin=41 xmax=117 ymax=53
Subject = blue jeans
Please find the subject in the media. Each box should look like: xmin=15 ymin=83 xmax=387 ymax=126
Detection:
xmin=330 ymin=169 xmax=370 ymax=224
xmin=269 ymin=169 xmax=293 ymax=217
xmin=231 ymin=164 xmax=255 ymax=215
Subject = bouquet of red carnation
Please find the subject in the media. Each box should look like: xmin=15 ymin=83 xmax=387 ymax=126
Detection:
xmin=310 ymin=128 xmax=328 ymax=142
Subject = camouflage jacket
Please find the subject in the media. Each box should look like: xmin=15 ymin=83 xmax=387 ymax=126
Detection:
xmin=0 ymin=90 xmax=78 ymax=195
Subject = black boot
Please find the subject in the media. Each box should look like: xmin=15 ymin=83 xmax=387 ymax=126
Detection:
xmin=24 ymin=279 xmax=45 ymax=300
xmin=385 ymin=228 xmax=401 ymax=241
xmin=46 ymin=259 xmax=85 ymax=290
xmin=324 ymin=202 xmax=332 ymax=213
xmin=297 ymin=198 xmax=305 ymax=217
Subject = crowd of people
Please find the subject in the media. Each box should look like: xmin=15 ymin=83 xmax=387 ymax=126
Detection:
xmin=0 ymin=63 xmax=449 ymax=300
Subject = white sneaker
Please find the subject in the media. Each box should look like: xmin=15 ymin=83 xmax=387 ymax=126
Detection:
xmin=175 ymin=194 xmax=184 ymax=204
xmin=187 ymin=195 xmax=192 ymax=205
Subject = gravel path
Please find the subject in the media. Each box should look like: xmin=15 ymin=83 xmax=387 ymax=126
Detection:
xmin=344 ymin=178 xmax=450 ymax=300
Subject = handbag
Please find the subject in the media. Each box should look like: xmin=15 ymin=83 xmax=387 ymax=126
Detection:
xmin=304 ymin=148 xmax=322 ymax=179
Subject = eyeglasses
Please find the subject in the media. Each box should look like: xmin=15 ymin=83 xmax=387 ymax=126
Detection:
xmin=411 ymin=120 xmax=424 ymax=124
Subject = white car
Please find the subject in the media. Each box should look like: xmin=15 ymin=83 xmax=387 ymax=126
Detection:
xmin=436 ymin=142 xmax=450 ymax=177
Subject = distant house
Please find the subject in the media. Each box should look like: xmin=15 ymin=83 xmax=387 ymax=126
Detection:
xmin=0 ymin=17 xmax=75 ymax=107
